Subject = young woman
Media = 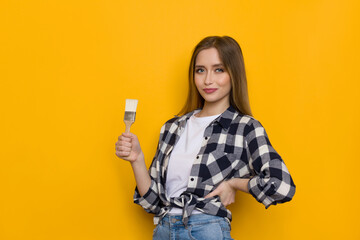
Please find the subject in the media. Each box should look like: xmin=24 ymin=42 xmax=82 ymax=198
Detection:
xmin=115 ymin=36 xmax=296 ymax=240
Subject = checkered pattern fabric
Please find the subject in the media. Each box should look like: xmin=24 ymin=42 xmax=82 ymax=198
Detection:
xmin=134 ymin=106 xmax=295 ymax=226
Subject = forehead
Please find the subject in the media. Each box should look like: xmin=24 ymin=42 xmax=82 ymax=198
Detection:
xmin=195 ymin=47 xmax=222 ymax=65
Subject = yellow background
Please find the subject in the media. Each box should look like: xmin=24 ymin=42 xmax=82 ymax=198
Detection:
xmin=1 ymin=0 xmax=359 ymax=239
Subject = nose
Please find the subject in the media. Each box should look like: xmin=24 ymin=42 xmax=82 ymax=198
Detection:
xmin=204 ymin=72 xmax=213 ymax=85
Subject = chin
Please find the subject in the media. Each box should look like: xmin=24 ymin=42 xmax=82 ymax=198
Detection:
xmin=201 ymin=94 xmax=230 ymax=105
xmin=202 ymin=95 xmax=220 ymax=102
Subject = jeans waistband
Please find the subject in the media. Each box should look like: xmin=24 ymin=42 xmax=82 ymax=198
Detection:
xmin=159 ymin=213 xmax=229 ymax=227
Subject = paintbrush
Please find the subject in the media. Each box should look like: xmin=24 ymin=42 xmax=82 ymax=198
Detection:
xmin=124 ymin=99 xmax=138 ymax=133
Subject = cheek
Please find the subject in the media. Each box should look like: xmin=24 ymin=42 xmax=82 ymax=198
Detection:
xmin=194 ymin=76 xmax=202 ymax=88
xmin=218 ymin=74 xmax=231 ymax=89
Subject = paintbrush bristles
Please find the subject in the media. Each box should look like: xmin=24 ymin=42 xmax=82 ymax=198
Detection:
xmin=125 ymin=99 xmax=138 ymax=112
xmin=124 ymin=99 xmax=138 ymax=133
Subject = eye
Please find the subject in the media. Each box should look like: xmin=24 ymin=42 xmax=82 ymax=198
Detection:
xmin=215 ymin=68 xmax=224 ymax=73
xmin=195 ymin=68 xmax=205 ymax=73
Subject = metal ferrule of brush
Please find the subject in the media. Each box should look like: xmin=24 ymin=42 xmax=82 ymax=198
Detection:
xmin=124 ymin=111 xmax=136 ymax=122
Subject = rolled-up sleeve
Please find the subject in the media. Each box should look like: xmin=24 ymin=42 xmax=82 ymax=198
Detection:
xmin=133 ymin=124 xmax=165 ymax=214
xmin=133 ymin=178 xmax=161 ymax=214
xmin=245 ymin=119 xmax=296 ymax=208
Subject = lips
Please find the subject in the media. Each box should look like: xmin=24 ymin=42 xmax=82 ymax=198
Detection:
xmin=203 ymin=88 xmax=217 ymax=94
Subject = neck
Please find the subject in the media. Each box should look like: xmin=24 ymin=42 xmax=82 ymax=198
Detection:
xmin=196 ymin=101 xmax=230 ymax=117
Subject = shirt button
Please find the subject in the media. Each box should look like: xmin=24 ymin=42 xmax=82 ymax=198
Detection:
xmin=196 ymin=156 xmax=199 ymax=159
xmin=205 ymin=137 xmax=208 ymax=140
xmin=190 ymin=178 xmax=194 ymax=181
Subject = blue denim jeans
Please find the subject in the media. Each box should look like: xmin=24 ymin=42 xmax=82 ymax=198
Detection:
xmin=152 ymin=213 xmax=233 ymax=240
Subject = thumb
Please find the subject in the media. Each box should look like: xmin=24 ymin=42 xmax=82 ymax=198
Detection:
xmin=122 ymin=132 xmax=134 ymax=138
xmin=123 ymin=132 xmax=138 ymax=142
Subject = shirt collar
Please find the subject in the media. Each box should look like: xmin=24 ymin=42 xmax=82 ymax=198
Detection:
xmin=176 ymin=105 xmax=240 ymax=130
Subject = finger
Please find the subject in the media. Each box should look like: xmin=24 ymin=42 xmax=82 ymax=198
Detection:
xmin=115 ymin=140 xmax=132 ymax=149
xmin=125 ymin=132 xmax=139 ymax=143
xmin=118 ymin=140 xmax=132 ymax=148
xmin=122 ymin=132 xmax=133 ymax=138
xmin=116 ymin=147 xmax=131 ymax=154
xmin=204 ymin=189 xmax=218 ymax=199
xmin=115 ymin=151 xmax=130 ymax=158
xmin=116 ymin=145 xmax=131 ymax=152
xmin=224 ymin=199 xmax=234 ymax=207
xmin=119 ymin=135 xmax=131 ymax=142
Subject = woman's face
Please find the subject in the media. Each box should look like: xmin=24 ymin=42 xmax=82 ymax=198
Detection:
xmin=194 ymin=47 xmax=231 ymax=108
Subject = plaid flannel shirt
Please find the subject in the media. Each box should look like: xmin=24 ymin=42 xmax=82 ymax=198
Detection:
xmin=134 ymin=106 xmax=295 ymax=226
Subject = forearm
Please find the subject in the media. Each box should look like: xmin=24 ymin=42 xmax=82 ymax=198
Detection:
xmin=130 ymin=152 xmax=151 ymax=197
xmin=228 ymin=178 xmax=250 ymax=193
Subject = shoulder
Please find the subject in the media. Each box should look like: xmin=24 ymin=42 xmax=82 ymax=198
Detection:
xmin=230 ymin=109 xmax=263 ymax=127
xmin=220 ymin=106 xmax=262 ymax=128
xmin=164 ymin=115 xmax=181 ymax=126
xmin=235 ymin=114 xmax=270 ymax=141
xmin=158 ymin=111 xmax=193 ymax=134
xmin=236 ymin=114 xmax=263 ymax=127
xmin=162 ymin=109 xmax=196 ymax=128
xmin=157 ymin=116 xmax=176 ymax=134
xmin=230 ymin=112 xmax=266 ymax=136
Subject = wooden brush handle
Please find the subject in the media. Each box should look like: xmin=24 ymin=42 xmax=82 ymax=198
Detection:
xmin=124 ymin=120 xmax=133 ymax=133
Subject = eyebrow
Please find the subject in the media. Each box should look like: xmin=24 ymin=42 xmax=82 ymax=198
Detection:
xmin=195 ymin=64 xmax=224 ymax=68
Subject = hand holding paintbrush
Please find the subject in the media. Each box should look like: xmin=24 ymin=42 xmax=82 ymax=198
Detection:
xmin=115 ymin=99 xmax=142 ymax=162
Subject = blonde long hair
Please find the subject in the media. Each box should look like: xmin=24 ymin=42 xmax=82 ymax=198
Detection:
xmin=178 ymin=36 xmax=252 ymax=116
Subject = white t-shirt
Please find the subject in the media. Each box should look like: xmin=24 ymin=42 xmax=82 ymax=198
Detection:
xmin=166 ymin=111 xmax=220 ymax=215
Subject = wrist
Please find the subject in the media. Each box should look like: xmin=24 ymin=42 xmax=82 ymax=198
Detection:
xmin=227 ymin=178 xmax=250 ymax=193
xmin=227 ymin=178 xmax=237 ymax=190
xmin=130 ymin=151 xmax=144 ymax=166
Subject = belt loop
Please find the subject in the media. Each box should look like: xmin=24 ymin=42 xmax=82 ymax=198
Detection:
xmin=225 ymin=217 xmax=231 ymax=230
xmin=153 ymin=216 xmax=160 ymax=225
